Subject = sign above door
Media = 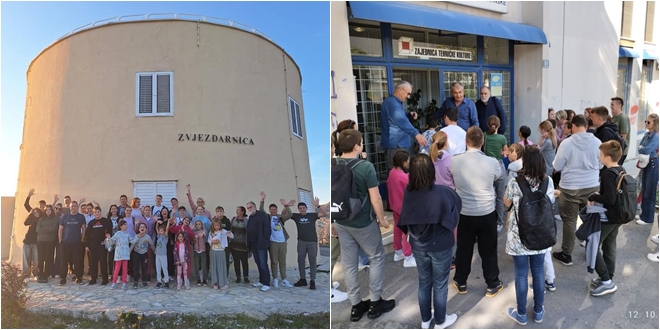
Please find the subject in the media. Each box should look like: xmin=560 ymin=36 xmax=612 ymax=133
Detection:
xmin=398 ymin=37 xmax=473 ymax=61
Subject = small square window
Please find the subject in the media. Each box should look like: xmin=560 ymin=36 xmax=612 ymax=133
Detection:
xmin=136 ymin=72 xmax=173 ymax=116
xmin=288 ymin=96 xmax=303 ymax=139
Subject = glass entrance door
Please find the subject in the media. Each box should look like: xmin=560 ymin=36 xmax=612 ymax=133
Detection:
xmin=482 ymin=70 xmax=512 ymax=141
xmin=442 ymin=71 xmax=478 ymax=101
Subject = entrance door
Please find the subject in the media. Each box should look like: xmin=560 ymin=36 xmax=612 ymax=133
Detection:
xmin=442 ymin=71 xmax=479 ymax=102
xmin=482 ymin=70 xmax=512 ymax=141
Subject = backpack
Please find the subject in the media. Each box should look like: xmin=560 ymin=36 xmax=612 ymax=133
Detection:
xmin=604 ymin=126 xmax=628 ymax=154
xmin=606 ymin=167 xmax=637 ymax=224
xmin=515 ymin=176 xmax=557 ymax=250
xmin=331 ymin=158 xmax=367 ymax=221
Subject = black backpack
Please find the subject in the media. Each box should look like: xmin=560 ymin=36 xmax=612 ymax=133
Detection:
xmin=331 ymin=158 xmax=367 ymax=221
xmin=515 ymin=176 xmax=557 ymax=250
xmin=606 ymin=167 xmax=637 ymax=224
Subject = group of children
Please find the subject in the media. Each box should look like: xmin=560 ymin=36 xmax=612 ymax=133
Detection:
xmin=104 ymin=207 xmax=234 ymax=291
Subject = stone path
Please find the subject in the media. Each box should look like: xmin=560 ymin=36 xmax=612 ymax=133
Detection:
xmin=25 ymin=265 xmax=330 ymax=322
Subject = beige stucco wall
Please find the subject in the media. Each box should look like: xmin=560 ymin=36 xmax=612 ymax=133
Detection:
xmin=11 ymin=20 xmax=315 ymax=269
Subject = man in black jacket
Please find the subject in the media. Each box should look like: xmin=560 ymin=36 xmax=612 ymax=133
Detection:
xmin=591 ymin=106 xmax=626 ymax=165
xmin=246 ymin=201 xmax=272 ymax=292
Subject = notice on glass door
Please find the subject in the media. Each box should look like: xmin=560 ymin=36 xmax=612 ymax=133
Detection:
xmin=491 ymin=73 xmax=503 ymax=97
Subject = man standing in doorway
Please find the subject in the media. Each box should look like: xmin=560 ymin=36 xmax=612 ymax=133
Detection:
xmin=552 ymin=115 xmax=601 ymax=266
xmin=610 ymin=97 xmax=630 ymax=163
xmin=380 ymin=80 xmax=428 ymax=169
xmin=475 ymin=86 xmax=507 ymax=135
xmin=434 ymin=82 xmax=479 ymax=131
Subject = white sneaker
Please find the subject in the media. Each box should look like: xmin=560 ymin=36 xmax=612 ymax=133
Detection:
xmin=253 ymin=282 xmax=263 ymax=287
xmin=422 ymin=319 xmax=432 ymax=329
xmin=497 ymin=224 xmax=503 ymax=232
xmin=554 ymin=215 xmax=562 ymax=221
xmin=648 ymin=252 xmax=659 ymax=262
xmin=651 ymin=235 xmax=659 ymax=244
xmin=393 ymin=250 xmax=405 ymax=262
xmin=331 ymin=288 xmax=348 ymax=303
xmin=637 ymin=219 xmax=650 ymax=225
xmin=434 ymin=313 xmax=458 ymax=329
xmin=281 ymin=279 xmax=293 ymax=288
xmin=261 ymin=285 xmax=271 ymax=292
xmin=403 ymin=256 xmax=417 ymax=268
xmin=272 ymin=278 xmax=279 ymax=288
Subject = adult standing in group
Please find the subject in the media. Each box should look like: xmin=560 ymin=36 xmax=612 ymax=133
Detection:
xmin=186 ymin=184 xmax=212 ymax=219
xmin=398 ymin=154 xmax=462 ymax=330
xmin=58 ymin=201 xmax=87 ymax=285
xmin=22 ymin=206 xmax=41 ymax=280
xmin=84 ymin=206 xmax=111 ymax=285
xmin=555 ymin=110 xmax=568 ymax=146
xmin=439 ymin=108 xmax=467 ymax=156
xmin=476 ymin=86 xmax=507 ymax=135
xmin=591 ymin=106 xmax=625 ymax=165
xmin=118 ymin=195 xmax=130 ymax=216
xmin=380 ymin=81 xmax=428 ymax=169
xmin=36 ymin=205 xmax=59 ymax=283
xmin=552 ymin=115 xmax=601 ymax=266
xmin=152 ymin=195 xmax=164 ymax=218
xmin=259 ymin=192 xmax=293 ymax=288
xmin=246 ymin=201 xmax=272 ymax=292
xmin=433 ymin=82 xmax=479 ymax=131
xmin=230 ymin=206 xmax=250 ymax=283
xmin=335 ymin=129 xmax=396 ymax=322
xmin=450 ymin=127 xmax=503 ymax=297
xmin=637 ymin=114 xmax=659 ymax=227
xmin=503 ymin=146 xmax=555 ymax=325
xmin=610 ymin=97 xmax=631 ymax=163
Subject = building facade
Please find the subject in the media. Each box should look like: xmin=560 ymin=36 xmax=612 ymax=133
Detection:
xmin=331 ymin=1 xmax=660 ymax=182
xmin=10 ymin=15 xmax=314 ymax=268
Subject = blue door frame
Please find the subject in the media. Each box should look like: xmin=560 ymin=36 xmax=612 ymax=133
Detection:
xmin=351 ymin=22 xmax=517 ymax=141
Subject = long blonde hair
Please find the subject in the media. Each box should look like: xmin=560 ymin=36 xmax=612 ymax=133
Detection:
xmin=429 ymin=131 xmax=448 ymax=162
xmin=539 ymin=120 xmax=557 ymax=149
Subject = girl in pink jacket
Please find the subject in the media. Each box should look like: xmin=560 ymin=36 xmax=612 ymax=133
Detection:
xmin=387 ymin=150 xmax=415 ymax=268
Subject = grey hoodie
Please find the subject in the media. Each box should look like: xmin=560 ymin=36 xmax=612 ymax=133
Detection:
xmin=552 ymin=132 xmax=601 ymax=190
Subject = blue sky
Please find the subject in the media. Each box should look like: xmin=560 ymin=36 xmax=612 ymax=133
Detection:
xmin=0 ymin=1 xmax=330 ymax=202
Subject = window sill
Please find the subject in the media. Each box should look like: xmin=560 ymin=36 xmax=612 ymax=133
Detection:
xmin=136 ymin=113 xmax=174 ymax=117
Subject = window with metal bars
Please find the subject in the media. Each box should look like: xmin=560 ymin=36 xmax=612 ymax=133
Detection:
xmin=136 ymin=72 xmax=173 ymax=116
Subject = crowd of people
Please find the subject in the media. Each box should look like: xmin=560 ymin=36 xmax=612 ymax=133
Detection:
xmin=331 ymin=80 xmax=659 ymax=329
xmin=21 ymin=184 xmax=327 ymax=293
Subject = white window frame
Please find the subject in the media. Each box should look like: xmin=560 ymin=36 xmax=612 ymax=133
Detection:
xmin=298 ymin=188 xmax=313 ymax=210
xmin=132 ymin=181 xmax=177 ymax=210
xmin=288 ymin=96 xmax=303 ymax=139
xmin=135 ymin=71 xmax=174 ymax=117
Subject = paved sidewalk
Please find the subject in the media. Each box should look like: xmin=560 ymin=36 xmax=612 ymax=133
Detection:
xmin=331 ymin=160 xmax=659 ymax=329
xmin=26 ymin=266 xmax=330 ymax=321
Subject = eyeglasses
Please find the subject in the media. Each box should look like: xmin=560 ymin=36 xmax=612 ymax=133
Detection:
xmin=646 ymin=121 xmax=652 ymax=124
xmin=55 ymin=208 xmax=61 ymax=210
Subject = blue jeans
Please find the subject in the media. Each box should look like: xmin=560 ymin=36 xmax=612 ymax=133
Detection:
xmin=512 ymin=254 xmax=545 ymax=315
xmin=413 ymin=248 xmax=453 ymax=324
xmin=251 ymin=247 xmax=270 ymax=286
xmin=641 ymin=157 xmax=659 ymax=224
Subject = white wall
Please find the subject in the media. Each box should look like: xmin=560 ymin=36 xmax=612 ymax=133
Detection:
xmin=331 ymin=1 xmax=358 ymax=132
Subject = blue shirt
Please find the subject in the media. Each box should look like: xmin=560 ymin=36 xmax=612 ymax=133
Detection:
xmin=639 ymin=131 xmax=659 ymax=159
xmin=380 ymin=95 xmax=420 ymax=149
xmin=434 ymin=97 xmax=479 ymax=131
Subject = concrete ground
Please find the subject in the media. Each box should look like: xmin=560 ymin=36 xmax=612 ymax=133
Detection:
xmin=331 ymin=160 xmax=659 ymax=329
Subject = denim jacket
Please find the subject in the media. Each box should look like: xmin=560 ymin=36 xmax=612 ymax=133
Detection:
xmin=639 ymin=131 xmax=659 ymax=159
